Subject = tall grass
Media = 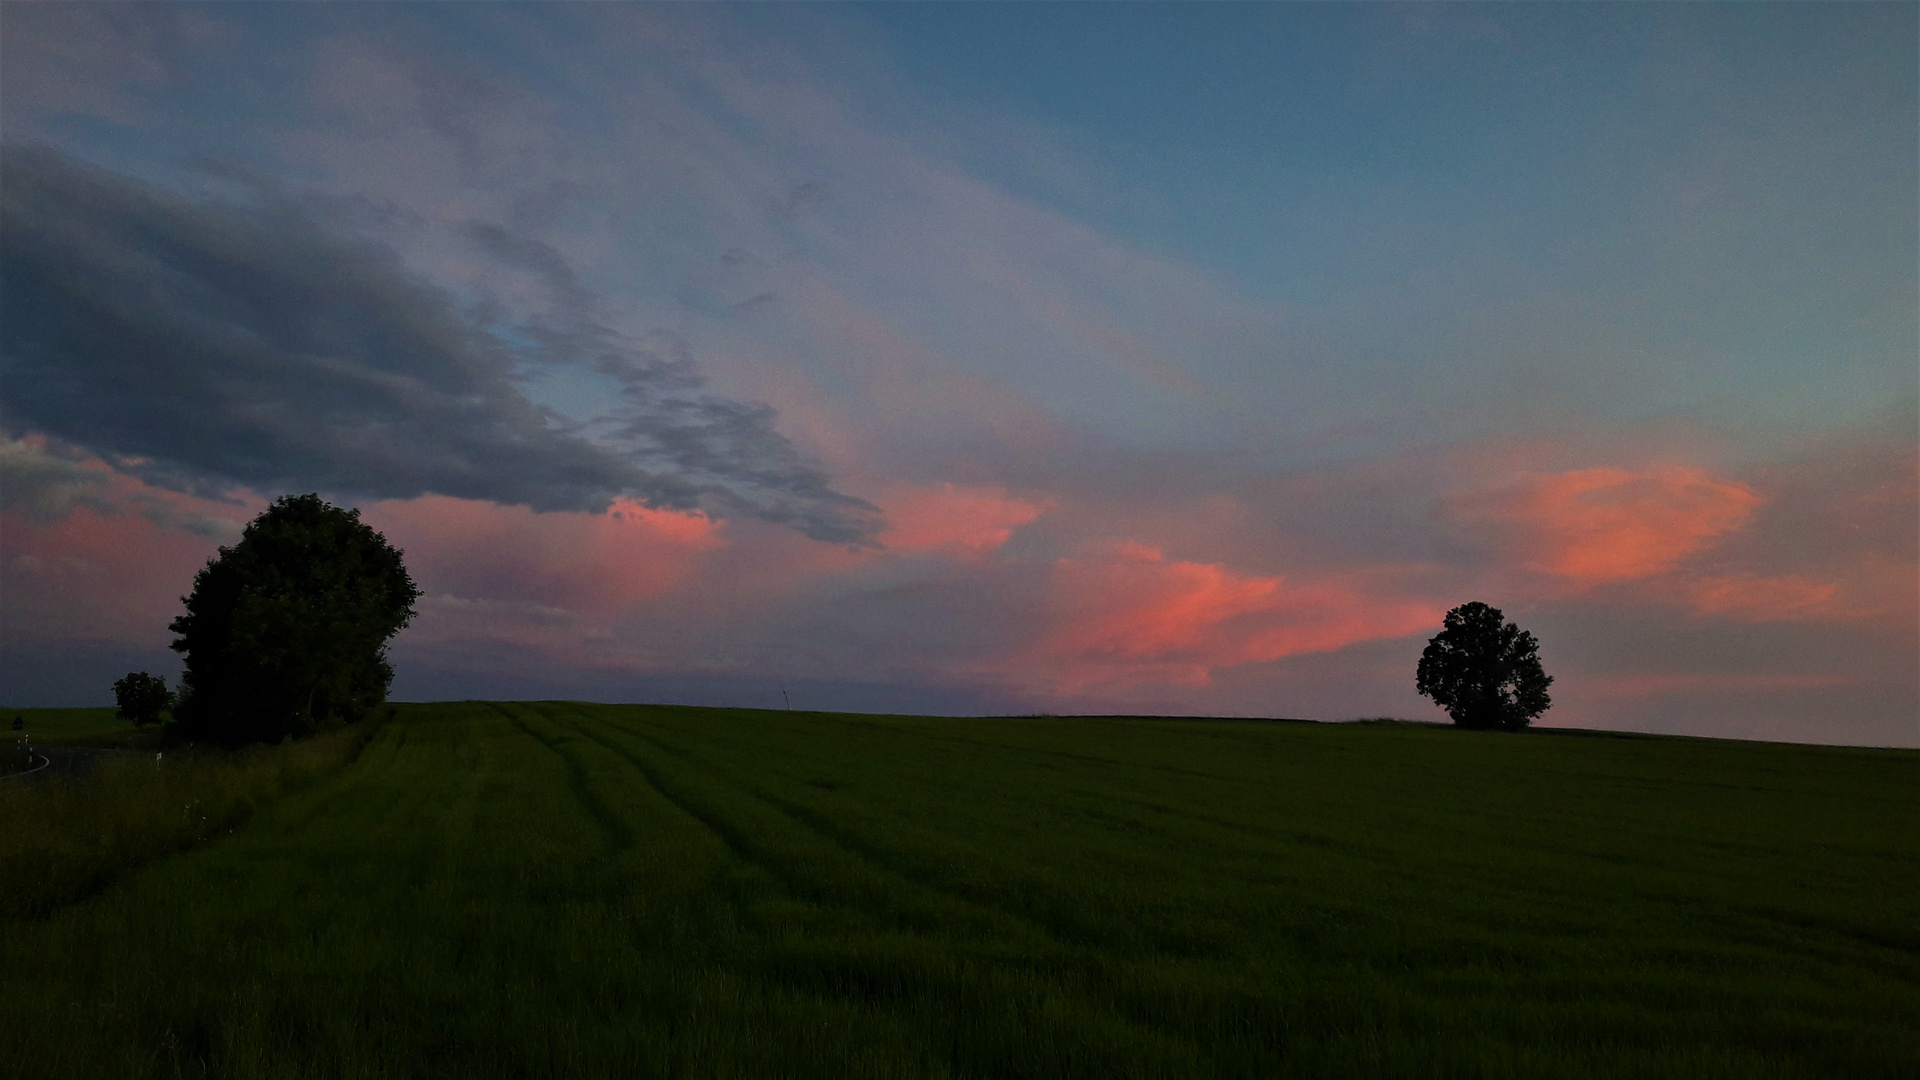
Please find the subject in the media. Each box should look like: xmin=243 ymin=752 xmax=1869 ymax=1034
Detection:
xmin=0 ymin=708 xmax=387 ymax=919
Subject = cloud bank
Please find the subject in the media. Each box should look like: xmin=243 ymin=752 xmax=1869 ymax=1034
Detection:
xmin=0 ymin=146 xmax=879 ymax=543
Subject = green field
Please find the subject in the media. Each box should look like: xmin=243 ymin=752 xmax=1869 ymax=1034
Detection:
xmin=3 ymin=702 xmax=1915 ymax=1078
xmin=3 ymin=705 xmax=130 ymax=743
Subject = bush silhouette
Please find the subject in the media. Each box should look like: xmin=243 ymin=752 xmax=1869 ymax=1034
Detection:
xmin=1416 ymin=602 xmax=1553 ymax=731
xmin=170 ymin=494 xmax=419 ymax=745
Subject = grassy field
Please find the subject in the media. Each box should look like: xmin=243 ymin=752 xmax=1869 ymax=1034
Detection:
xmin=2 ymin=702 xmax=1914 ymax=1078
xmin=3 ymin=705 xmax=133 ymax=744
xmin=0 ymin=713 xmax=389 ymax=919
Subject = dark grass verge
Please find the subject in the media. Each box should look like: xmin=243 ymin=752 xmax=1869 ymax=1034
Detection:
xmin=0 ymin=707 xmax=391 ymax=920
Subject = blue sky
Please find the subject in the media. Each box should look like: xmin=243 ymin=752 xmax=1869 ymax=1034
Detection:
xmin=856 ymin=3 xmax=1915 ymax=433
xmin=2 ymin=3 xmax=1914 ymax=745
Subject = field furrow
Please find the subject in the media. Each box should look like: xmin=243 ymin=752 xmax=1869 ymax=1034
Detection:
xmin=499 ymin=705 xmax=637 ymax=855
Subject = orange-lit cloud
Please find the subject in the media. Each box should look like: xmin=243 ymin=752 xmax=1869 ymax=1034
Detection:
xmin=879 ymin=483 xmax=1048 ymax=556
xmin=1685 ymin=574 xmax=1848 ymax=622
xmin=1022 ymin=541 xmax=1440 ymax=692
xmin=1457 ymin=465 xmax=1761 ymax=585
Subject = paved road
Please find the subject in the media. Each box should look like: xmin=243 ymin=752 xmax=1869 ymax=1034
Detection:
xmin=0 ymin=751 xmax=50 ymax=781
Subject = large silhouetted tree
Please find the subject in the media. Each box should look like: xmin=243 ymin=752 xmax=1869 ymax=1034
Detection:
xmin=1416 ymin=602 xmax=1552 ymax=731
xmin=170 ymin=494 xmax=420 ymax=744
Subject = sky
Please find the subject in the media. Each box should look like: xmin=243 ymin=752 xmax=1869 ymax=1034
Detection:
xmin=1 ymin=2 xmax=1914 ymax=746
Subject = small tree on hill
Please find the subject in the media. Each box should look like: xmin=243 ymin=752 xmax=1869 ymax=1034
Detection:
xmin=1416 ymin=602 xmax=1552 ymax=731
xmin=112 ymin=671 xmax=174 ymax=727
xmin=170 ymin=494 xmax=420 ymax=745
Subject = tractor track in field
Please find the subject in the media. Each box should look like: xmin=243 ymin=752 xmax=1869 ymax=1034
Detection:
xmin=540 ymin=706 xmax=814 ymax=886
xmin=546 ymin=706 xmax=1118 ymax=957
xmin=540 ymin=704 xmax=1251 ymax=1057
xmin=522 ymin=704 xmax=813 ymax=937
xmin=493 ymin=705 xmax=635 ymax=855
xmin=544 ymin=705 xmax=1042 ymax=927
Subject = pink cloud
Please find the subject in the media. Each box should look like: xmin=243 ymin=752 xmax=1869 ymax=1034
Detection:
xmin=0 ymin=445 xmax=730 ymax=650
xmin=1021 ymin=541 xmax=1440 ymax=693
xmin=878 ymin=483 xmax=1048 ymax=556
xmin=0 ymin=439 xmax=270 ymax=647
xmin=362 ymin=495 xmax=722 ymax=628
xmin=1457 ymin=465 xmax=1761 ymax=585
xmin=2 ymin=504 xmax=231 ymax=647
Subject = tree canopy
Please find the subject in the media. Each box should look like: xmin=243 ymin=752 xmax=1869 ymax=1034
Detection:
xmin=112 ymin=671 xmax=174 ymax=727
xmin=1415 ymin=601 xmax=1553 ymax=731
xmin=169 ymin=494 xmax=420 ymax=744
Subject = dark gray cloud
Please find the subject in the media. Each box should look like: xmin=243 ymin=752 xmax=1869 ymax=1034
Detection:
xmin=0 ymin=145 xmax=880 ymax=542
xmin=462 ymin=220 xmax=600 ymax=321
